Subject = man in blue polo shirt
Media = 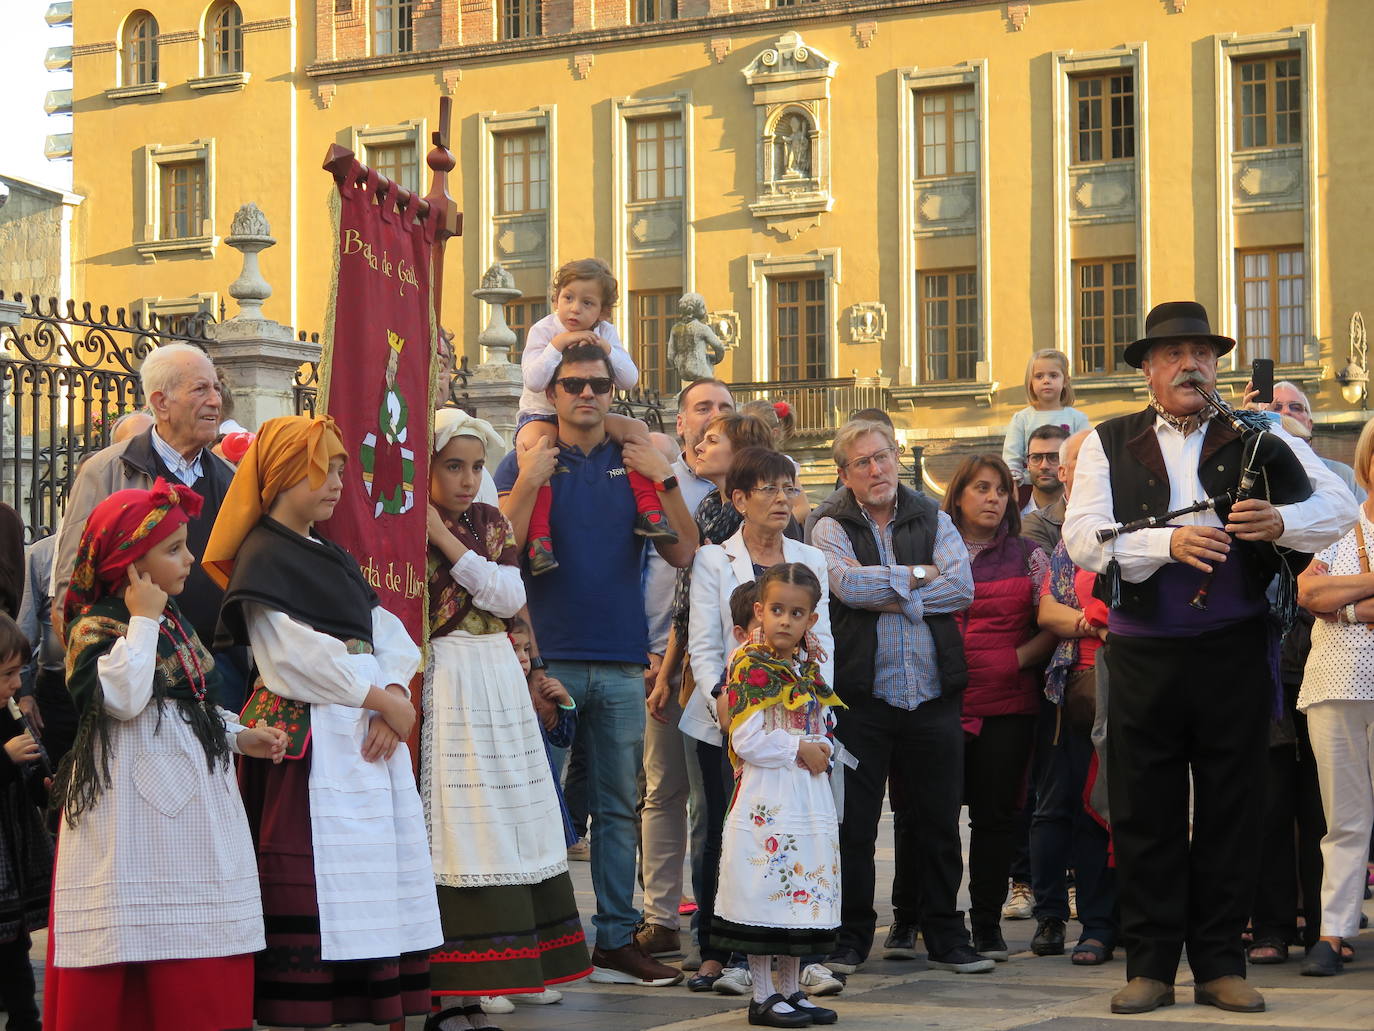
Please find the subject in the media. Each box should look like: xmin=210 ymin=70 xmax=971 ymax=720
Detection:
xmin=496 ymin=341 xmax=697 ymax=987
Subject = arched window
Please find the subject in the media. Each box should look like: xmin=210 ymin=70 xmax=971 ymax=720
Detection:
xmin=122 ymin=11 xmax=159 ymax=86
xmin=207 ymin=1 xmax=243 ymax=75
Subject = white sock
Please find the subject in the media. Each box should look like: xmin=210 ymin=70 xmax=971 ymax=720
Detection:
xmin=436 ymin=1012 xmax=472 ymax=1031
xmin=749 ymin=955 xmax=793 ymax=1012
xmin=776 ymin=955 xmax=801 ymax=999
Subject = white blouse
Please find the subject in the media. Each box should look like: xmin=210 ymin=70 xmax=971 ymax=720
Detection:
xmin=1299 ymin=512 xmax=1374 ymax=710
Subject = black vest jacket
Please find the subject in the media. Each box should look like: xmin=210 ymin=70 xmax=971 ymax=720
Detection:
xmin=825 ymin=484 xmax=968 ymax=697
xmin=1092 ymin=407 xmax=1297 ymax=615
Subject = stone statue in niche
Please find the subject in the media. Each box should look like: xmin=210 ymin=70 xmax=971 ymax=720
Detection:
xmin=773 ymin=114 xmax=813 ymax=180
xmin=669 ymin=293 xmax=726 ymax=383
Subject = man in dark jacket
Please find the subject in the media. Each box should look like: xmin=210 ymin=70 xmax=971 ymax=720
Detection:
xmin=810 ymin=419 xmax=982 ymax=974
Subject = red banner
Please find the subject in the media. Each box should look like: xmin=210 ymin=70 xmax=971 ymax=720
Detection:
xmin=317 ymin=163 xmax=435 ymax=643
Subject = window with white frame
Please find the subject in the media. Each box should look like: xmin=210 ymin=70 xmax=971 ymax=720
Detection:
xmin=375 ymin=0 xmax=415 ymax=55
xmin=919 ymin=268 xmax=978 ymax=383
xmin=206 ymin=1 xmax=243 ymax=75
xmin=139 ymin=140 xmax=217 ymax=258
xmin=1075 ymin=257 xmax=1137 ymax=375
xmin=122 ymin=10 xmax=159 ymax=86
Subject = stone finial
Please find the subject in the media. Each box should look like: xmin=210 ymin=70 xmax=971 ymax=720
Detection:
xmin=471 ymin=262 xmax=524 ymax=371
xmin=229 ymin=202 xmax=272 ymax=240
xmin=479 ymin=262 xmax=516 ymax=292
xmin=224 ymin=203 xmax=276 ymax=320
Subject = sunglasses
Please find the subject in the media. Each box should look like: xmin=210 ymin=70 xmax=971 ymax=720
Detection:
xmin=555 ymin=376 xmax=614 ymax=396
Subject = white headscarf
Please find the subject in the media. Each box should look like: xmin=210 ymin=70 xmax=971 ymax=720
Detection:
xmin=433 ymin=408 xmax=504 ymax=456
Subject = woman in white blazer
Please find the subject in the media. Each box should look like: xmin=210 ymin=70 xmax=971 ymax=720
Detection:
xmin=681 ymin=446 xmax=834 ymax=989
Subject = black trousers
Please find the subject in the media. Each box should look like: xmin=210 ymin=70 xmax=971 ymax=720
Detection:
xmin=835 ymin=689 xmax=968 ymax=959
xmin=0 ymin=932 xmax=38 ymax=1031
xmin=1105 ymin=619 xmax=1270 ymax=984
xmin=1250 ymin=713 xmax=1325 ymax=948
xmin=963 ymin=713 xmax=1037 ymax=934
xmin=693 ymin=738 xmax=739 ymax=966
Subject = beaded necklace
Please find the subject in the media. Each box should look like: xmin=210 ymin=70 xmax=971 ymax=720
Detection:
xmin=157 ymin=614 xmax=208 ymax=701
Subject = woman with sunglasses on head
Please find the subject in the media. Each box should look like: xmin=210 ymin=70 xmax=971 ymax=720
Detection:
xmin=681 ymin=447 xmax=834 ymax=996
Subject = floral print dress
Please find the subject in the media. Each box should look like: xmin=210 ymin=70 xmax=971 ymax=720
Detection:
xmin=710 ymin=645 xmax=843 ymax=957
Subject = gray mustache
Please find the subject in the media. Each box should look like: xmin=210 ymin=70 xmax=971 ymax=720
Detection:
xmin=1170 ymin=370 xmax=1209 ymax=387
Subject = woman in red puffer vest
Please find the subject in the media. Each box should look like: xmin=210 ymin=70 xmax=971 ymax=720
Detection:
xmin=942 ymin=454 xmax=1056 ymax=963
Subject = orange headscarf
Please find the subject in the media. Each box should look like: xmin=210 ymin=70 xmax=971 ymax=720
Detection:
xmin=202 ymin=414 xmax=346 ymax=588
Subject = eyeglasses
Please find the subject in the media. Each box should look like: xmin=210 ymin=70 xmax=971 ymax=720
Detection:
xmin=843 ymin=445 xmax=900 ymax=474
xmin=555 ymin=376 xmax=614 ymax=396
xmin=1269 ymin=400 xmax=1310 ymax=416
xmin=748 ymin=483 xmax=804 ymax=500
xmin=1026 ymin=452 xmax=1061 ymax=466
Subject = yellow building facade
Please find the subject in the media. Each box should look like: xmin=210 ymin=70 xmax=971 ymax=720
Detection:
xmin=65 ymin=0 xmax=1374 ymax=461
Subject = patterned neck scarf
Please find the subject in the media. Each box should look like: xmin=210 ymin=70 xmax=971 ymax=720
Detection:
xmin=1148 ymin=393 xmax=1214 ymax=437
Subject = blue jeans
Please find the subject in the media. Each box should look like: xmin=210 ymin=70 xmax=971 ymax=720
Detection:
xmin=548 ymin=659 xmax=646 ymax=950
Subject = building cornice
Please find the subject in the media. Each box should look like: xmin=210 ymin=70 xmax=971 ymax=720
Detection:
xmin=304 ymin=0 xmax=999 ymax=79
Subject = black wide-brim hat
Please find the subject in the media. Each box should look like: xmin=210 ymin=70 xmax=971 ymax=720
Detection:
xmin=1123 ymin=301 xmax=1235 ymax=369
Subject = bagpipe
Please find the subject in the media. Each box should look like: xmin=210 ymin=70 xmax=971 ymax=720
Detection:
xmin=1095 ymin=383 xmax=1314 ymax=624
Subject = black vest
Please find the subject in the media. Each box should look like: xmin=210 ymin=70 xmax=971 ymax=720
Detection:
xmin=826 ymin=484 xmax=968 ymax=697
xmin=1093 ymin=408 xmax=1288 ymax=615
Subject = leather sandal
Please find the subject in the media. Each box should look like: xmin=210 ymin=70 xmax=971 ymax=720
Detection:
xmin=1070 ymin=939 xmax=1114 ymax=965
xmin=1246 ymin=937 xmax=1289 ymax=964
xmin=687 ymin=971 xmax=723 ymax=992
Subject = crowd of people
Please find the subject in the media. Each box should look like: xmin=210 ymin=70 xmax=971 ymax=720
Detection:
xmin=0 ymin=259 xmax=1366 ymax=1030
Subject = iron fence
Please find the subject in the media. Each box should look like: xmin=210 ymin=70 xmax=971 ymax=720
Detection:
xmin=726 ymin=377 xmax=890 ymax=437
xmin=294 ymin=340 xmax=475 ymax=416
xmin=0 ymin=292 xmax=214 ymax=539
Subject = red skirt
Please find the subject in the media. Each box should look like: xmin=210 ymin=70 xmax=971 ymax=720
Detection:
xmin=43 ymin=953 xmax=253 ymax=1031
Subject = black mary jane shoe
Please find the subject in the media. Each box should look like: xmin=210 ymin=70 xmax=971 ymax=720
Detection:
xmin=747 ymin=992 xmax=814 ymax=1028
xmin=787 ymin=991 xmax=838 ymax=1025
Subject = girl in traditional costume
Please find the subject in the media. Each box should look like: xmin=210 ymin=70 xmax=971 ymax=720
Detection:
xmin=202 ymin=414 xmax=443 ymax=1029
xmin=423 ymin=409 xmax=591 ymax=1030
xmin=45 ymin=479 xmax=288 ymax=1031
xmin=713 ymin=563 xmax=844 ymax=1029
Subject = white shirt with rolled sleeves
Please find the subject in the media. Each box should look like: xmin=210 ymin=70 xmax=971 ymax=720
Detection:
xmin=518 ymin=312 xmax=640 ymax=417
xmin=1063 ymin=415 xmax=1357 ymax=581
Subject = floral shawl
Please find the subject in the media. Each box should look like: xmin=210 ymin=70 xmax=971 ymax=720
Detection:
xmin=428 ymin=501 xmax=519 ymax=638
xmin=723 ymin=643 xmax=844 ymax=768
xmin=1043 ymin=540 xmax=1080 ymax=705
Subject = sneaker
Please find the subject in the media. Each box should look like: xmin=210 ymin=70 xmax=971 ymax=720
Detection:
xmin=510 ymin=989 xmax=563 ymax=1004
xmin=527 ymin=536 xmax=559 ymax=575
xmin=635 ymin=922 xmax=682 ymax=958
xmin=928 ymin=943 xmax=996 ymax=974
xmin=566 ymin=837 xmax=590 ymax=861
xmin=1068 ymin=884 xmax=1078 ymax=920
xmin=800 ymin=963 xmax=844 ymax=996
xmin=973 ymin=929 xmax=1009 ymax=962
xmin=589 ymin=943 xmax=684 ymax=987
xmin=480 ymin=996 xmax=515 ymax=1014
xmin=713 ymin=964 xmax=753 ymax=995
xmin=882 ymin=921 xmax=920 ymax=960
xmin=635 ymin=510 xmax=679 ymax=542
xmin=1002 ymin=881 xmax=1034 ymax=920
xmin=823 ymin=947 xmax=862 ymax=975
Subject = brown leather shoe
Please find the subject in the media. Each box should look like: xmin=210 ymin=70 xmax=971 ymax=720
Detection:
xmin=634 ymin=922 xmax=682 ymax=958
xmin=1195 ymin=975 xmax=1265 ymax=1012
xmin=589 ymin=943 xmax=684 ymax=987
xmin=1110 ymin=977 xmax=1175 ymax=1014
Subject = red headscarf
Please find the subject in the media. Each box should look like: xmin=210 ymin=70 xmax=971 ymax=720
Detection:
xmin=62 ymin=477 xmax=203 ymax=632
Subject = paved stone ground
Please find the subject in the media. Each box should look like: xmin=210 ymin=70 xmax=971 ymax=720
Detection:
xmin=36 ymin=803 xmax=1369 ymax=1029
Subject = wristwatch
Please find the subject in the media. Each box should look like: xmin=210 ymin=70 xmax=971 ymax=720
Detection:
xmin=655 ymin=475 xmax=680 ymax=492
xmin=528 ymin=656 xmax=548 ymax=677
xmin=912 ymin=566 xmax=928 ymax=585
